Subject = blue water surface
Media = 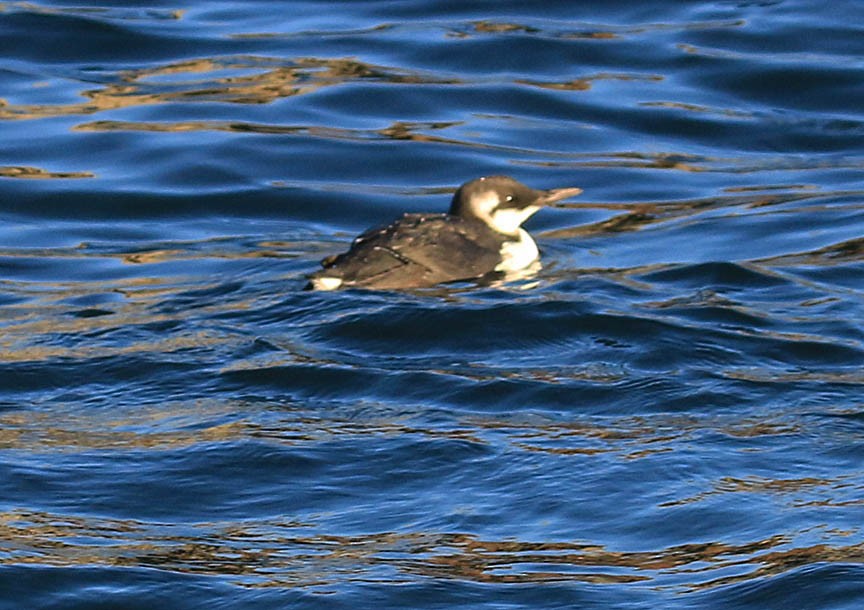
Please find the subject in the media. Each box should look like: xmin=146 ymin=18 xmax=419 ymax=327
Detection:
xmin=1 ymin=1 xmax=863 ymax=608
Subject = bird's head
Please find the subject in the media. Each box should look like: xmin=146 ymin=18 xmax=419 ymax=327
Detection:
xmin=449 ymin=175 xmax=582 ymax=236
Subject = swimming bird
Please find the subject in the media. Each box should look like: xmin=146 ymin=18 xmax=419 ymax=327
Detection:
xmin=306 ymin=175 xmax=582 ymax=290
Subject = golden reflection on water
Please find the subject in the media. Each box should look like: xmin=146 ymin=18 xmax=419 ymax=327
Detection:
xmin=0 ymin=392 xmax=809 ymax=459
xmin=0 ymin=393 xmax=858 ymax=588
xmin=0 ymin=508 xmax=859 ymax=590
xmin=660 ymin=474 xmax=855 ymax=509
xmin=758 ymin=236 xmax=864 ymax=267
xmin=0 ymin=165 xmax=93 ymax=179
xmin=0 ymin=403 xmax=245 ymax=451
xmin=0 ymin=327 xmax=232 ymax=364
xmin=517 ymin=72 xmax=663 ymax=92
xmin=542 ymin=188 xmax=864 ymax=240
xmin=74 ymin=118 xmax=481 ymax=151
xmin=0 ymin=235 xmax=314 ymax=363
xmin=0 ymin=2 xmax=183 ymax=20
xmin=1 ymin=276 xmax=859 ymax=590
xmin=0 ymin=56 xmax=461 ymax=122
xmin=726 ymin=369 xmax=864 ymax=386
xmin=458 ymin=18 xmax=745 ymax=40
xmin=2 ymin=204 xmax=861 ymax=370
xmin=4 ymin=47 xmax=858 ymax=181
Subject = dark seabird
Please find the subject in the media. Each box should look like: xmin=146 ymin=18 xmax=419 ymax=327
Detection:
xmin=306 ymin=175 xmax=582 ymax=290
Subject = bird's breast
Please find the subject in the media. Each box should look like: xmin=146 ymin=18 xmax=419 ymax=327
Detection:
xmin=494 ymin=229 xmax=539 ymax=272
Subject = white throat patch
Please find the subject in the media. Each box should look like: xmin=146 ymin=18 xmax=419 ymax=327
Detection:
xmin=488 ymin=206 xmax=540 ymax=236
xmin=466 ymin=191 xmax=540 ymax=236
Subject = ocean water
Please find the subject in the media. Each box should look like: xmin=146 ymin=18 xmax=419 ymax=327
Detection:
xmin=1 ymin=1 xmax=863 ymax=608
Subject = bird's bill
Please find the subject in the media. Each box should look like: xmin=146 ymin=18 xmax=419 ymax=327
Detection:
xmin=537 ymin=186 xmax=583 ymax=206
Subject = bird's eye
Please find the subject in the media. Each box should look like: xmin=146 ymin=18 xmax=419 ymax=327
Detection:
xmin=505 ymin=195 xmax=514 ymax=203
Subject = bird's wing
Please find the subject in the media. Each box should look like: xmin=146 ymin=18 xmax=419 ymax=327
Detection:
xmin=313 ymin=214 xmax=504 ymax=289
